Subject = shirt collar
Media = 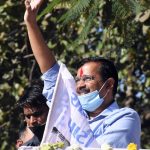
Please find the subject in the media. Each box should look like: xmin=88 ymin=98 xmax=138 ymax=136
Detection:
xmin=88 ymin=101 xmax=119 ymax=121
xmin=99 ymin=101 xmax=119 ymax=116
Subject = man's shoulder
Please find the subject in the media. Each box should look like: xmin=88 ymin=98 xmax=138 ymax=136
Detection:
xmin=105 ymin=107 xmax=140 ymax=125
xmin=118 ymin=107 xmax=139 ymax=116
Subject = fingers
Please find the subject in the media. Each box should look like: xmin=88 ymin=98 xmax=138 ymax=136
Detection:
xmin=25 ymin=0 xmax=31 ymax=11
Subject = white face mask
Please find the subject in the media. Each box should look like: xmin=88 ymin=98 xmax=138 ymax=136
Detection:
xmin=78 ymin=80 xmax=109 ymax=112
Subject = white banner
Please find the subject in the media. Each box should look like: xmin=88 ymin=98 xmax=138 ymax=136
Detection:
xmin=41 ymin=63 xmax=99 ymax=148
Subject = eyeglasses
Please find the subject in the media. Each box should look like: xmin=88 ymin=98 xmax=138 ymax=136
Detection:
xmin=75 ymin=75 xmax=96 ymax=84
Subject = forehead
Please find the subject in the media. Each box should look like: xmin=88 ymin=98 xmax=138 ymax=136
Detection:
xmin=77 ymin=62 xmax=101 ymax=76
xmin=23 ymin=106 xmax=42 ymax=114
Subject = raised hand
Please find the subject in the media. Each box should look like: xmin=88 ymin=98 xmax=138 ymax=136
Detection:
xmin=24 ymin=0 xmax=56 ymax=73
xmin=24 ymin=0 xmax=44 ymax=23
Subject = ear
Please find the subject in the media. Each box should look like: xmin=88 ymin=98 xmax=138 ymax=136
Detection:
xmin=106 ymin=78 xmax=115 ymax=89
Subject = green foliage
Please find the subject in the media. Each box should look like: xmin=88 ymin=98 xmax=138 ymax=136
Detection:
xmin=39 ymin=0 xmax=148 ymax=42
xmin=111 ymin=0 xmax=144 ymax=18
xmin=37 ymin=0 xmax=62 ymax=21
xmin=0 ymin=0 xmax=150 ymax=149
xmin=58 ymin=0 xmax=92 ymax=24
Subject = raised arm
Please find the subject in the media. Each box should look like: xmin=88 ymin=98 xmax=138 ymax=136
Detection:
xmin=24 ymin=0 xmax=56 ymax=73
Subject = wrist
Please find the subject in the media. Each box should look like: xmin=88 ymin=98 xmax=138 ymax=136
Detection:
xmin=24 ymin=18 xmax=37 ymax=27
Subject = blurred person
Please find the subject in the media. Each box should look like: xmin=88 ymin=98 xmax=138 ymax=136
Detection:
xmin=17 ymin=79 xmax=49 ymax=146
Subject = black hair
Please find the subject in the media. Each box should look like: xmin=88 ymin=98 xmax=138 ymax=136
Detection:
xmin=77 ymin=56 xmax=118 ymax=96
xmin=18 ymin=79 xmax=47 ymax=108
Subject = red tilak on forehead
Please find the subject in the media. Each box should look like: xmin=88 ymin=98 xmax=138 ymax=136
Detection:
xmin=79 ymin=68 xmax=83 ymax=77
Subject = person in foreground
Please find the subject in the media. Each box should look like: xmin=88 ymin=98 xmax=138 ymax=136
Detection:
xmin=24 ymin=0 xmax=141 ymax=148
xmin=17 ymin=79 xmax=49 ymax=146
